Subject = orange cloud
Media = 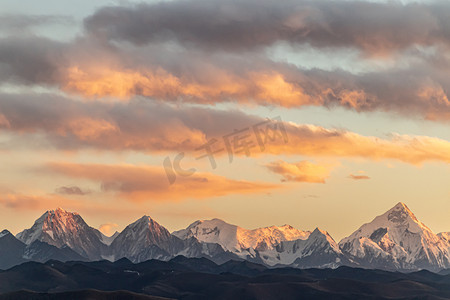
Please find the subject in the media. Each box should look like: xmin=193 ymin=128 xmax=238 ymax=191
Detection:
xmin=266 ymin=160 xmax=334 ymax=183
xmin=0 ymin=193 xmax=80 ymax=210
xmin=1 ymin=94 xmax=450 ymax=165
xmin=64 ymin=66 xmax=182 ymax=101
xmin=0 ymin=114 xmax=10 ymax=128
xmin=63 ymin=64 xmax=315 ymax=108
xmin=98 ymin=223 xmax=118 ymax=236
xmin=348 ymin=174 xmax=371 ymax=180
xmin=266 ymin=125 xmax=450 ymax=165
xmin=63 ymin=118 xmax=119 ymax=141
xmin=44 ymin=162 xmax=278 ymax=201
xmin=3 ymin=33 xmax=450 ymax=120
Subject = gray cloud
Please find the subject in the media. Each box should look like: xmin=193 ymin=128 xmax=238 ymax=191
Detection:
xmin=1 ymin=35 xmax=450 ymax=120
xmin=55 ymin=186 xmax=91 ymax=195
xmin=0 ymin=92 xmax=261 ymax=151
xmin=84 ymin=0 xmax=450 ymax=54
xmin=0 ymin=36 xmax=66 ymax=85
xmin=0 ymin=14 xmax=74 ymax=32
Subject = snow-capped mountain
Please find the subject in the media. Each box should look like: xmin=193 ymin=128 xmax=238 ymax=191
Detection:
xmin=109 ymin=216 xmax=181 ymax=262
xmin=16 ymin=208 xmax=106 ymax=260
xmin=339 ymin=202 xmax=450 ymax=272
xmin=257 ymin=228 xmax=347 ymax=268
xmin=109 ymin=216 xmax=240 ymax=263
xmin=172 ymin=218 xmax=310 ymax=257
xmin=171 ymin=219 xmax=345 ymax=268
xmin=2 ymin=204 xmax=448 ymax=272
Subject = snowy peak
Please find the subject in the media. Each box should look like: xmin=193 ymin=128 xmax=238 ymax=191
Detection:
xmin=173 ymin=219 xmax=239 ymax=252
xmin=310 ymin=228 xmax=339 ymax=247
xmin=173 ymin=218 xmax=310 ymax=255
xmin=385 ymin=202 xmax=421 ymax=226
xmin=126 ymin=215 xmax=172 ymax=241
xmin=16 ymin=208 xmax=105 ymax=260
xmin=256 ymin=227 xmax=343 ymax=268
xmin=17 ymin=208 xmax=84 ymax=245
xmin=339 ymin=202 xmax=450 ymax=271
xmin=109 ymin=215 xmax=174 ymax=261
xmin=237 ymin=224 xmax=310 ymax=251
xmin=301 ymin=227 xmax=342 ymax=255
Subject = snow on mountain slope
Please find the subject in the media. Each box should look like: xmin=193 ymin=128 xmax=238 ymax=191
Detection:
xmin=238 ymin=224 xmax=311 ymax=251
xmin=173 ymin=219 xmax=310 ymax=256
xmin=257 ymin=228 xmax=344 ymax=268
xmin=16 ymin=208 xmax=105 ymax=260
xmin=339 ymin=202 xmax=450 ymax=271
xmin=173 ymin=219 xmax=240 ymax=252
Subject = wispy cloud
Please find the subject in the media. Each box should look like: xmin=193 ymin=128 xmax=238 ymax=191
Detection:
xmin=0 ymin=14 xmax=74 ymax=32
xmin=55 ymin=186 xmax=91 ymax=195
xmin=98 ymin=223 xmax=118 ymax=236
xmin=266 ymin=160 xmax=334 ymax=183
xmin=44 ymin=162 xmax=279 ymax=201
xmin=348 ymin=174 xmax=371 ymax=180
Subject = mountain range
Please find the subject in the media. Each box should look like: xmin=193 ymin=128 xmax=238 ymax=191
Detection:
xmin=1 ymin=202 xmax=449 ymax=272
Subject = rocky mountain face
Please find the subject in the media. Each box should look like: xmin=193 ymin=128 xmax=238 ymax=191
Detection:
xmin=0 ymin=229 xmax=85 ymax=269
xmin=0 ymin=230 xmax=27 ymax=269
xmin=109 ymin=216 xmax=179 ymax=261
xmin=1 ymin=203 xmax=448 ymax=272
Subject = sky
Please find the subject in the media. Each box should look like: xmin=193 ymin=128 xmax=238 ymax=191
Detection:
xmin=0 ymin=0 xmax=449 ymax=241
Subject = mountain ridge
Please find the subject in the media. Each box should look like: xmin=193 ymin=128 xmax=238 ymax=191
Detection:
xmin=1 ymin=202 xmax=449 ymax=272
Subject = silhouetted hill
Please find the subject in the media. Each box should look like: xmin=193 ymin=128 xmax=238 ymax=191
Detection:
xmin=0 ymin=257 xmax=449 ymax=299
xmin=0 ymin=289 xmax=172 ymax=300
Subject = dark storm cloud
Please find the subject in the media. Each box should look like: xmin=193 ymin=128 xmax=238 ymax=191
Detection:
xmin=84 ymin=0 xmax=450 ymax=54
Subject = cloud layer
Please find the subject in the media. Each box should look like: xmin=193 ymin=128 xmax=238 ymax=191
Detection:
xmin=1 ymin=6 xmax=450 ymax=120
xmin=84 ymin=0 xmax=450 ymax=55
xmin=0 ymin=92 xmax=449 ymax=165
xmin=44 ymin=162 xmax=277 ymax=201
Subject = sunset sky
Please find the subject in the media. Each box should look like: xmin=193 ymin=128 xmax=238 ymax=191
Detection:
xmin=0 ymin=0 xmax=449 ymax=240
